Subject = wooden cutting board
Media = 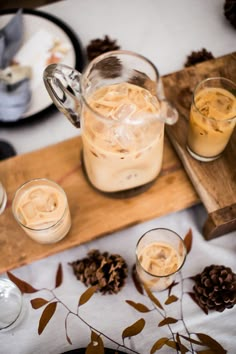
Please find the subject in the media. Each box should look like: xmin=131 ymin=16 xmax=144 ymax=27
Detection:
xmin=0 ymin=135 xmax=198 ymax=273
xmin=163 ymin=52 xmax=236 ymax=240
xmin=1 ymin=52 xmax=235 ymax=273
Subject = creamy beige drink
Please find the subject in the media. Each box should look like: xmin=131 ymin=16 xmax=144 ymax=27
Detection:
xmin=187 ymin=84 xmax=236 ymax=161
xmin=12 ymin=179 xmax=71 ymax=244
xmin=82 ymin=82 xmax=164 ymax=192
xmin=136 ymin=228 xmax=186 ymax=291
xmin=137 ymin=242 xmax=182 ymax=291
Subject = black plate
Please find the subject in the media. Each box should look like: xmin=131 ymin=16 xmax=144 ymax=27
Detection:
xmin=0 ymin=8 xmax=85 ymax=126
xmin=63 ymin=348 xmax=127 ymax=354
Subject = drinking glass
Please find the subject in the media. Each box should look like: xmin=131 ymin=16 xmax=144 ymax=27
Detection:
xmin=12 ymin=178 xmax=71 ymax=244
xmin=136 ymin=228 xmax=187 ymax=291
xmin=0 ymin=277 xmax=23 ymax=331
xmin=187 ymin=77 xmax=236 ymax=162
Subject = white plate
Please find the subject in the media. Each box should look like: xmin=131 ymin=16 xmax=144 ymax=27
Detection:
xmin=0 ymin=9 xmax=83 ymax=121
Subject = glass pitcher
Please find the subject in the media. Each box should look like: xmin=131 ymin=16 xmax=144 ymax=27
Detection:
xmin=43 ymin=50 xmax=178 ymax=196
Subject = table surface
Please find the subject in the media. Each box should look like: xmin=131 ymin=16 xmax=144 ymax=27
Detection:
xmin=0 ymin=1 xmax=236 ymax=353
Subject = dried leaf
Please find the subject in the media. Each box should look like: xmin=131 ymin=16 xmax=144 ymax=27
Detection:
xmin=196 ymin=350 xmax=217 ymax=354
xmin=144 ymin=284 xmax=163 ymax=310
xmin=196 ymin=333 xmax=227 ymax=354
xmin=158 ymin=317 xmax=178 ymax=327
xmin=78 ymin=286 xmax=97 ymax=307
xmin=150 ymin=337 xmax=169 ymax=353
xmin=31 ymin=298 xmax=49 ymax=309
xmin=168 ymin=280 xmax=179 ymax=296
xmin=38 ymin=302 xmax=57 ymax=335
xmin=184 ymin=229 xmax=192 ymax=254
xmin=122 ymin=318 xmax=145 ymax=339
xmin=165 ymin=295 xmax=178 ymax=305
xmin=179 ymin=334 xmax=204 ymax=346
xmin=7 ymin=271 xmax=38 ymax=293
xmin=65 ymin=315 xmax=72 ymax=345
xmin=55 ymin=263 xmax=63 ymax=288
xmin=132 ymin=264 xmax=144 ymax=295
xmin=66 ymin=333 xmax=72 ymax=345
xmin=126 ymin=300 xmax=151 ymax=313
xmin=165 ymin=340 xmax=178 ymax=349
xmin=188 ymin=292 xmax=208 ymax=315
xmin=176 ymin=333 xmax=189 ymax=354
xmin=86 ymin=331 xmax=104 ymax=354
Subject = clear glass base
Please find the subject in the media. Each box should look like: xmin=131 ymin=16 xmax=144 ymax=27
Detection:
xmin=186 ymin=145 xmax=221 ymax=162
xmin=0 ymin=278 xmax=23 ymax=331
xmin=0 ymin=183 xmax=7 ymax=215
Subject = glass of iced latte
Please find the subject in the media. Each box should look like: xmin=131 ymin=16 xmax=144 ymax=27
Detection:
xmin=12 ymin=178 xmax=71 ymax=244
xmin=187 ymin=77 xmax=236 ymax=162
xmin=44 ymin=51 xmax=178 ymax=196
xmin=136 ymin=228 xmax=187 ymax=291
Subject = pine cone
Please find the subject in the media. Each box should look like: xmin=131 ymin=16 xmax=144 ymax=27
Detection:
xmin=86 ymin=35 xmax=120 ymax=62
xmin=70 ymin=249 xmax=128 ymax=294
xmin=193 ymin=265 xmax=236 ymax=313
xmin=224 ymin=0 xmax=236 ymax=29
xmin=184 ymin=48 xmax=214 ymax=67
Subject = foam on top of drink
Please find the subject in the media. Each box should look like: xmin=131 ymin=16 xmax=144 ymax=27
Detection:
xmin=195 ymin=87 xmax=236 ymax=120
xmin=16 ymin=185 xmax=66 ymax=229
xmin=138 ymin=242 xmax=180 ymax=276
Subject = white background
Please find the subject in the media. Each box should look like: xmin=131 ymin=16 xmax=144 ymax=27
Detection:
xmin=0 ymin=1 xmax=236 ymax=353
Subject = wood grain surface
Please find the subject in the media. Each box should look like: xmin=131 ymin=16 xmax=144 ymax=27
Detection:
xmin=163 ymin=52 xmax=236 ymax=239
xmin=0 ymin=135 xmax=198 ymax=273
xmin=1 ymin=52 xmax=235 ymax=273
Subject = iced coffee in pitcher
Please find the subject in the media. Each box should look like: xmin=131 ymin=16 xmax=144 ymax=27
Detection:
xmin=44 ymin=51 xmax=178 ymax=195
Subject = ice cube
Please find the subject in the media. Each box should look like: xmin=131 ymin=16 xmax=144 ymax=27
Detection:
xmin=29 ymin=188 xmax=45 ymax=200
xmin=38 ymin=193 xmax=58 ymax=212
xmin=113 ymin=103 xmax=137 ymax=121
xmin=46 ymin=194 xmax=58 ymax=212
xmin=103 ymin=84 xmax=128 ymax=101
xmin=113 ymin=125 xmax=134 ymax=149
xmin=20 ymin=201 xmax=37 ymax=222
xmin=31 ymin=195 xmax=47 ymax=212
xmin=200 ymin=103 xmax=210 ymax=116
xmin=140 ymin=257 xmax=152 ymax=272
xmin=215 ymin=95 xmax=234 ymax=114
xmin=149 ymin=260 xmax=162 ymax=274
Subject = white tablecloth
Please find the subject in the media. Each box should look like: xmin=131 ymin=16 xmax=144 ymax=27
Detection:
xmin=0 ymin=1 xmax=236 ymax=353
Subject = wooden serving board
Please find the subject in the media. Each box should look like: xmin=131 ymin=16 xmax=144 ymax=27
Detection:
xmin=1 ymin=52 xmax=234 ymax=273
xmin=163 ymin=52 xmax=236 ymax=240
xmin=0 ymin=135 xmax=198 ymax=273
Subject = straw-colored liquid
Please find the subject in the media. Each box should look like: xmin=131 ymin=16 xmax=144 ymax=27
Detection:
xmin=187 ymin=87 xmax=236 ymax=159
xmin=82 ymin=82 xmax=164 ymax=192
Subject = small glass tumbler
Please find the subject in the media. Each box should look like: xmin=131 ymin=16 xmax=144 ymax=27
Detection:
xmin=0 ymin=181 xmax=7 ymax=215
xmin=136 ymin=228 xmax=187 ymax=291
xmin=12 ymin=178 xmax=71 ymax=244
xmin=187 ymin=77 xmax=236 ymax=162
xmin=0 ymin=278 xmax=23 ymax=331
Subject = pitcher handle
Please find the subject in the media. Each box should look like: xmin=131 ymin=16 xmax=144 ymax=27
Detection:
xmin=43 ymin=64 xmax=82 ymax=128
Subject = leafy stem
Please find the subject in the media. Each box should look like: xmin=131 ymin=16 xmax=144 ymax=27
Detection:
xmin=147 ymin=292 xmax=177 ymax=351
xmin=179 ymin=272 xmax=193 ymax=352
xmin=7 ymin=269 xmax=141 ymax=354
xmin=127 ymin=229 xmax=228 ymax=354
